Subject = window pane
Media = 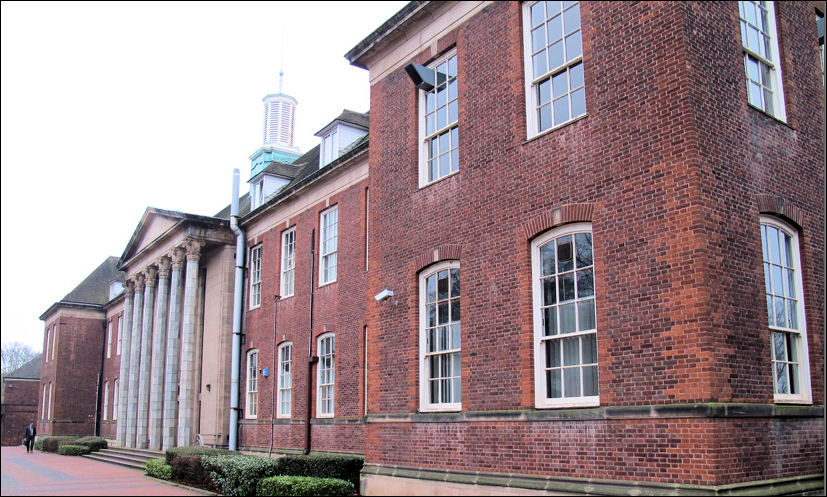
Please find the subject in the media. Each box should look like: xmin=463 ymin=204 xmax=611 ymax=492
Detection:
xmin=563 ymin=3 xmax=580 ymax=33
xmin=541 ymin=243 xmax=556 ymax=275
xmin=547 ymin=1 xmax=561 ymax=17
xmin=552 ymin=71 xmax=568 ymax=97
xmin=576 ymin=268 xmax=594 ymax=298
xmin=564 ymin=367 xmax=581 ymax=397
xmin=452 ymin=378 xmax=461 ymax=402
xmin=532 ymin=26 xmax=546 ymax=52
xmin=775 ymin=363 xmax=788 ymax=394
xmin=582 ymin=333 xmax=597 ymax=363
xmin=763 ymin=263 xmax=771 ymax=294
xmin=563 ymin=336 xmax=579 ymax=366
xmin=543 ymin=306 xmax=557 ymax=336
xmin=773 ymin=331 xmax=786 ymax=362
xmin=451 ymin=268 xmax=460 ymax=296
xmin=438 ymin=270 xmax=449 ymax=299
xmin=547 ymin=369 xmax=562 ymax=398
xmin=569 ymin=62 xmax=584 ymax=89
xmin=767 ymin=226 xmax=780 ymax=264
xmin=438 ymin=302 xmax=449 ymax=324
xmin=427 ymin=304 xmax=436 ymax=328
xmin=786 ymin=332 xmax=797 ymax=362
xmin=547 ymin=14 xmax=562 ymax=43
xmin=543 ymin=277 xmax=557 ymax=306
xmin=451 ymin=301 xmax=460 ymax=322
xmin=546 ymin=339 xmax=561 ymax=368
xmin=451 ymin=324 xmax=461 ymax=349
xmin=538 ymin=78 xmax=551 ymax=105
xmin=583 ymin=365 xmax=598 ymax=396
xmin=571 ymin=88 xmax=586 ymax=117
xmin=565 ymin=31 xmax=582 ymax=60
xmin=531 ymin=1 xmax=545 ymax=28
xmin=557 ymin=236 xmax=573 ymax=272
xmin=771 ymin=265 xmax=783 ymax=295
xmin=748 ymin=81 xmax=762 ymax=107
xmin=549 ymin=40 xmax=565 ymax=70
xmin=533 ymin=51 xmax=549 ymax=79
xmin=559 ymin=272 xmax=575 ymax=302
xmin=766 ymin=295 xmax=774 ymax=326
xmin=559 ymin=303 xmax=576 ymax=334
xmin=578 ymin=300 xmax=596 ymax=331
xmin=426 ymin=275 xmax=436 ymax=303
xmin=539 ymin=103 xmax=553 ymax=132
xmin=774 ymin=296 xmax=786 ymax=327
xmin=783 ymin=233 xmax=794 ymax=267
xmin=787 ymin=300 xmax=797 ymax=329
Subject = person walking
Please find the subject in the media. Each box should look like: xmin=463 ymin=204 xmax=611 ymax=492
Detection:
xmin=24 ymin=422 xmax=36 ymax=453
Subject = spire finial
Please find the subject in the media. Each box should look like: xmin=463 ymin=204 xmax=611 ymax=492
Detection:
xmin=278 ymin=30 xmax=285 ymax=94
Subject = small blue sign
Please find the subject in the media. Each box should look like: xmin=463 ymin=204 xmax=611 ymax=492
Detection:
xmin=262 ymin=368 xmax=269 ymax=377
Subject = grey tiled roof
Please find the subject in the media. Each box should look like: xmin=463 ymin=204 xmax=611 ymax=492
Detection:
xmin=6 ymin=355 xmax=42 ymax=379
xmin=61 ymin=256 xmax=123 ymax=305
xmin=345 ymin=1 xmax=429 ymax=69
xmin=315 ymin=109 xmax=370 ymax=135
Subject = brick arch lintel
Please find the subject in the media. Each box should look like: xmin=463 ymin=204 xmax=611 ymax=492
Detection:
xmin=756 ymin=194 xmax=804 ymax=230
xmin=413 ymin=244 xmax=463 ymax=273
xmin=518 ymin=203 xmax=594 ymax=241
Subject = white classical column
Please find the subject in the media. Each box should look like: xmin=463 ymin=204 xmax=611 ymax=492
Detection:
xmin=149 ymin=258 xmax=170 ymax=450
xmin=163 ymin=248 xmax=185 ymax=448
xmin=177 ymin=240 xmax=203 ymax=446
xmin=136 ymin=266 xmax=157 ymax=449
xmin=125 ymin=272 xmax=145 ymax=448
xmin=115 ymin=281 xmax=134 ymax=447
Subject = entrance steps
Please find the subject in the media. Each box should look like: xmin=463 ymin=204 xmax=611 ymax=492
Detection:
xmin=82 ymin=446 xmax=164 ymax=471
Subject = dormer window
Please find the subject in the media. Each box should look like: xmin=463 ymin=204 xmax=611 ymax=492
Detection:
xmin=315 ymin=110 xmax=369 ymax=169
xmin=108 ymin=280 xmax=124 ymax=300
xmin=321 ymin=129 xmax=339 ymax=167
xmin=252 ymin=180 xmax=264 ymax=209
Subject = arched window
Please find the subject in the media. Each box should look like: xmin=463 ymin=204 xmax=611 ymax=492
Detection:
xmin=419 ymin=261 xmax=461 ymax=412
xmin=760 ymin=216 xmax=811 ymax=403
xmin=317 ymin=334 xmax=335 ymax=417
xmin=277 ymin=342 xmax=292 ymax=418
xmin=246 ymin=349 xmax=259 ymax=418
xmin=532 ymin=223 xmax=598 ymax=408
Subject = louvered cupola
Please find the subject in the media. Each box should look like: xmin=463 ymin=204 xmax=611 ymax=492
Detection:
xmin=248 ymin=71 xmax=303 ymax=211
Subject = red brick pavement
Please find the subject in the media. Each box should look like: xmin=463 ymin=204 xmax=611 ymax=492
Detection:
xmin=0 ymin=446 xmax=211 ymax=496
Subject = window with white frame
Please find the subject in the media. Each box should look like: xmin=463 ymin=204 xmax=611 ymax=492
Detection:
xmin=246 ymin=349 xmax=259 ymax=418
xmin=113 ymin=379 xmax=119 ymax=420
xmin=106 ymin=321 xmax=112 ymax=359
xmin=760 ymin=217 xmax=811 ymax=403
xmin=281 ymin=228 xmax=296 ymax=297
xmin=419 ymin=52 xmax=459 ymax=186
xmin=317 ymin=334 xmax=335 ymax=417
xmin=321 ymin=129 xmax=339 ymax=167
xmin=739 ymin=1 xmax=786 ymax=120
xmin=523 ymin=1 xmax=586 ymax=137
xmin=320 ymin=207 xmax=338 ymax=285
xmin=250 ymin=245 xmax=262 ymax=308
xmin=532 ymin=224 xmax=598 ymax=408
xmin=42 ymin=384 xmax=48 ymax=419
xmin=102 ymin=380 xmax=109 ymax=420
xmin=51 ymin=327 xmax=56 ymax=360
xmin=277 ymin=342 xmax=292 ymax=418
xmin=818 ymin=11 xmax=825 ymax=86
xmin=117 ymin=316 xmax=123 ymax=355
xmin=44 ymin=329 xmax=50 ymax=363
xmin=47 ymin=382 xmax=52 ymax=419
xmin=419 ymin=262 xmax=461 ymax=412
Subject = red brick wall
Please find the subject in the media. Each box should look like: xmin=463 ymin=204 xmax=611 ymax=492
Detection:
xmin=41 ymin=313 xmax=105 ymax=437
xmin=1 ymin=379 xmax=39 ymax=446
xmin=240 ymin=176 xmax=369 ymax=453
xmin=364 ymin=0 xmax=823 ymax=486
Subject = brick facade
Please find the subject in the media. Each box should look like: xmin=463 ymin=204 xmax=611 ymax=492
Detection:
xmin=357 ymin=0 xmax=824 ymax=491
xmin=1 ymin=378 xmax=39 ymax=446
xmin=239 ymin=158 xmax=369 ymax=455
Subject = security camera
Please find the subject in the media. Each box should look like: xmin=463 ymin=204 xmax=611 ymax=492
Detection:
xmin=374 ymin=289 xmax=394 ymax=301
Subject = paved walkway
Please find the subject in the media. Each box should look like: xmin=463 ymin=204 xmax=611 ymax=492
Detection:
xmin=1 ymin=446 xmax=210 ymax=496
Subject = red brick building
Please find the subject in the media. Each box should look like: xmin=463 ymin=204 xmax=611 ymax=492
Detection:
xmin=1 ymin=356 xmax=41 ymax=446
xmin=236 ymin=110 xmax=370 ymax=455
xmin=346 ymin=1 xmax=824 ymax=494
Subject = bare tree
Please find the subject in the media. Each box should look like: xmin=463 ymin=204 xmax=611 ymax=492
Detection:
xmin=1 ymin=342 xmax=38 ymax=376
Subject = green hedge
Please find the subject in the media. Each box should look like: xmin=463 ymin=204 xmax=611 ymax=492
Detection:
xmin=170 ymin=455 xmax=218 ymax=491
xmin=146 ymin=458 xmax=173 ymax=480
xmin=41 ymin=436 xmax=79 ymax=453
xmin=33 ymin=438 xmax=43 ymax=451
xmin=276 ymin=454 xmax=364 ymax=490
xmin=73 ymin=436 xmax=107 ymax=452
xmin=257 ymin=475 xmax=355 ymax=496
xmin=203 ymin=455 xmax=281 ymax=497
xmin=58 ymin=444 xmax=91 ymax=456
xmin=165 ymin=445 xmax=235 ymax=465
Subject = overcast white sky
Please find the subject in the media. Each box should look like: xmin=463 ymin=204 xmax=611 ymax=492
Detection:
xmin=1 ymin=1 xmax=407 ymax=352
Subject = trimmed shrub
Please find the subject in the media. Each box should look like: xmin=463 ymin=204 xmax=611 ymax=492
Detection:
xmin=33 ymin=438 xmax=43 ymax=451
xmin=203 ymin=455 xmax=281 ymax=497
xmin=170 ymin=455 xmax=216 ymax=490
xmin=58 ymin=444 xmax=91 ymax=456
xmin=165 ymin=445 xmax=235 ymax=465
xmin=257 ymin=475 xmax=355 ymax=497
xmin=42 ymin=436 xmax=79 ymax=453
xmin=146 ymin=458 xmax=173 ymax=480
xmin=276 ymin=454 xmax=364 ymax=489
xmin=73 ymin=436 xmax=108 ymax=452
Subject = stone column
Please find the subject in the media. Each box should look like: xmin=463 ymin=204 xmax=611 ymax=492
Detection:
xmin=163 ymin=248 xmax=185 ymax=449
xmin=148 ymin=258 xmax=170 ymax=450
xmin=126 ymin=272 xmax=145 ymax=448
xmin=115 ymin=281 xmax=134 ymax=447
xmin=136 ymin=266 xmax=157 ymax=449
xmin=177 ymin=240 xmax=203 ymax=446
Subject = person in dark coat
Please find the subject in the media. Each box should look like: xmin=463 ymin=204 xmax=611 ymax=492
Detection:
xmin=24 ymin=422 xmax=36 ymax=453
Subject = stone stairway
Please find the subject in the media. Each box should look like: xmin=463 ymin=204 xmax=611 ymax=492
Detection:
xmin=82 ymin=446 xmax=165 ymax=471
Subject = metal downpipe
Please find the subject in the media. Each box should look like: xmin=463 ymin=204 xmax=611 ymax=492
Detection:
xmin=229 ymin=169 xmax=245 ymax=451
